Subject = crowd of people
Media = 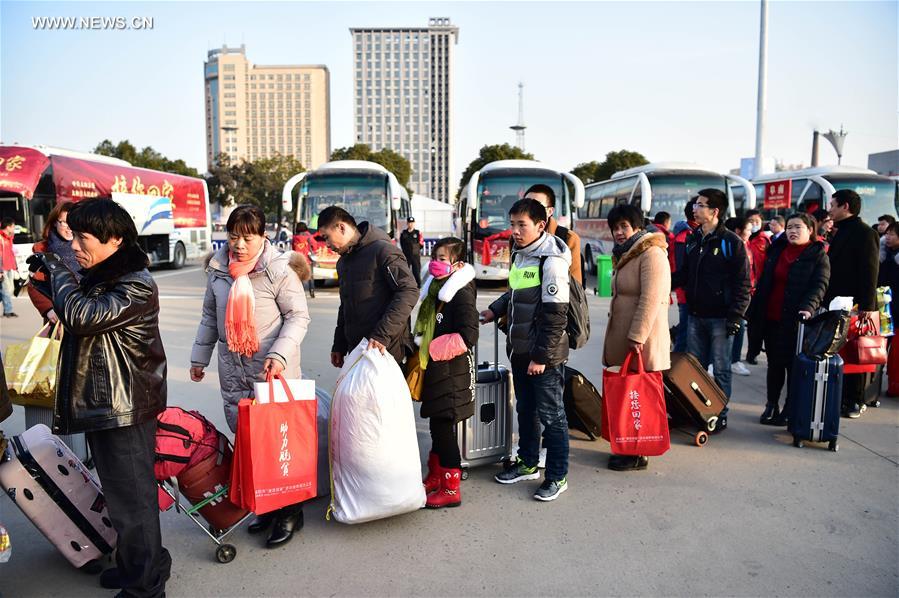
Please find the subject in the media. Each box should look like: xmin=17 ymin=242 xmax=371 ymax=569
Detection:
xmin=1 ymin=183 xmax=891 ymax=597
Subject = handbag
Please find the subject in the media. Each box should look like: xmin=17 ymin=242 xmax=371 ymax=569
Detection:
xmin=841 ymin=318 xmax=887 ymax=367
xmin=800 ymin=310 xmax=850 ymax=359
xmin=601 ymin=350 xmax=670 ymax=457
xmin=229 ymin=375 xmax=318 ymax=515
xmin=4 ymin=322 xmax=63 ymax=409
xmin=404 ymin=303 xmax=443 ymax=401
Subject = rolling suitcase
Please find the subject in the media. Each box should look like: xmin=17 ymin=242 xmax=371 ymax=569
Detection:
xmin=788 ymin=320 xmax=842 ymax=451
xmin=457 ymin=322 xmax=513 ymax=479
xmin=24 ymin=406 xmax=90 ymax=464
xmin=563 ymin=366 xmax=603 ymax=440
xmin=0 ymin=424 xmax=115 ymax=570
xmin=663 ymin=352 xmax=729 ymax=444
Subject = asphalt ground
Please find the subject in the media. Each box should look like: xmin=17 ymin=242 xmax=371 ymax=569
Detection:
xmin=0 ymin=264 xmax=896 ymax=597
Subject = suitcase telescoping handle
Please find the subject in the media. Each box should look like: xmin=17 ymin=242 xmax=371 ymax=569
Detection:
xmin=474 ymin=318 xmax=500 ymax=375
xmin=796 ymin=314 xmax=808 ymax=356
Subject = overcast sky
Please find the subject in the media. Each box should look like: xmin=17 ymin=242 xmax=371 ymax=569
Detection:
xmin=2 ymin=1 xmax=896 ymax=187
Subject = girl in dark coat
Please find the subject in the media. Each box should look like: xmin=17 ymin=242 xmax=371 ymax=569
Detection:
xmin=749 ymin=213 xmax=830 ymax=426
xmin=414 ymin=237 xmax=478 ymax=509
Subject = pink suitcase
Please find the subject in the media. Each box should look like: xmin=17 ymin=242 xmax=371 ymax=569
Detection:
xmin=0 ymin=424 xmax=116 ymax=569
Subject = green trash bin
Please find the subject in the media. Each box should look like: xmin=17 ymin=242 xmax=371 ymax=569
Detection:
xmin=596 ymin=254 xmax=613 ymax=297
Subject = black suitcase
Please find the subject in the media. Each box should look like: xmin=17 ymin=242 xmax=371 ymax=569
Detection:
xmin=563 ymin=366 xmax=602 ymax=440
xmin=788 ymin=321 xmax=842 ymax=451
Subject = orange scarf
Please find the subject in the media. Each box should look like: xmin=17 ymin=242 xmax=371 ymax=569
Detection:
xmin=225 ymin=244 xmax=265 ymax=356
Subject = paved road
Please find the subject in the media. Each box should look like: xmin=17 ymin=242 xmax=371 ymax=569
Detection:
xmin=0 ymin=265 xmax=897 ymax=597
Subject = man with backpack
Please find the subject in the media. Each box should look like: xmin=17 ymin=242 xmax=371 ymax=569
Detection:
xmin=673 ymin=189 xmax=752 ymax=429
xmin=524 ymin=184 xmax=583 ymax=286
xmin=480 ymin=198 xmax=572 ymax=501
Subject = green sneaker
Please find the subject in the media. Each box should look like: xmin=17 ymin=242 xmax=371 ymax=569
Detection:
xmin=494 ymin=458 xmax=540 ymax=484
xmin=534 ymin=478 xmax=568 ymax=501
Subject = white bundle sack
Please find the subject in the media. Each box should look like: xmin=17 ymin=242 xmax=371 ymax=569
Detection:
xmin=329 ymin=339 xmax=426 ymax=523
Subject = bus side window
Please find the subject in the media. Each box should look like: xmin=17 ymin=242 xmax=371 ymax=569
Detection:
xmin=615 ymin=178 xmax=635 ymax=206
xmin=797 ymin=181 xmax=823 ymax=215
xmin=791 ymin=179 xmax=808 ymax=212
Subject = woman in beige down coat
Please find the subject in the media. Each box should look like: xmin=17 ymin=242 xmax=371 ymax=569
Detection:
xmin=189 ymin=205 xmax=311 ymax=548
xmin=602 ymin=204 xmax=671 ymax=472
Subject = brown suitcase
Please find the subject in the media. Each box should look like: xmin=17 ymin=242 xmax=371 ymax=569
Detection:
xmin=176 ymin=434 xmax=249 ymax=531
xmin=663 ymin=352 xmax=729 ymax=435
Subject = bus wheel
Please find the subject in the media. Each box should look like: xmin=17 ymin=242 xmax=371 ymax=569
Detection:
xmin=170 ymin=243 xmax=186 ymax=270
xmin=585 ymin=247 xmax=595 ymax=276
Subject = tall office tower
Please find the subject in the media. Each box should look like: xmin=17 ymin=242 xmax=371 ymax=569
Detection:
xmin=204 ymin=44 xmax=331 ymax=171
xmin=350 ymin=17 xmax=458 ymax=203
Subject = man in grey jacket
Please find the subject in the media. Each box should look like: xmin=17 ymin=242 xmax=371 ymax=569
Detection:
xmin=317 ymin=206 xmax=418 ymax=367
xmin=481 ymin=199 xmax=571 ymax=502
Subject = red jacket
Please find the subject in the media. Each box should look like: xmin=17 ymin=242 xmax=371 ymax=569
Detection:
xmin=0 ymin=230 xmax=15 ymax=272
xmin=747 ymin=232 xmax=770 ymax=289
xmin=673 ymin=220 xmax=699 ymax=305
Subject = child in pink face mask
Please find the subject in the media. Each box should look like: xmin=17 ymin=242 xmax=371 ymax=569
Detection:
xmin=413 ymin=237 xmax=478 ymax=509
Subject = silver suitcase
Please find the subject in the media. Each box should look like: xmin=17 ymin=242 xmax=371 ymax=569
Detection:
xmin=24 ymin=406 xmax=90 ymax=464
xmin=457 ymin=323 xmax=514 ymax=478
xmin=0 ymin=424 xmax=115 ymax=569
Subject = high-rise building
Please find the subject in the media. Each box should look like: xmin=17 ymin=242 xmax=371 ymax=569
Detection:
xmin=350 ymin=17 xmax=458 ymax=203
xmin=204 ymin=44 xmax=330 ymax=170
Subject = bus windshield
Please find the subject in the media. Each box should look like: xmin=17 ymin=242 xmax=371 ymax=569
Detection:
xmin=826 ymin=176 xmax=898 ymax=224
xmin=647 ymin=173 xmax=726 ymax=217
xmin=477 ymin=173 xmax=563 ymax=231
xmin=301 ymin=173 xmax=389 ymax=230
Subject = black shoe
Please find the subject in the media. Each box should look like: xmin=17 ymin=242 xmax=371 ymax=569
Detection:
xmin=760 ymin=403 xmax=779 ymax=425
xmin=247 ymin=512 xmax=275 ymax=534
xmin=2 ymin=313 xmax=17 ymax=318
xmin=746 ymin=355 xmax=758 ymax=365
xmin=608 ymin=455 xmax=649 ymax=471
xmin=100 ymin=568 xmax=121 ymax=589
xmin=266 ymin=508 xmax=304 ymax=548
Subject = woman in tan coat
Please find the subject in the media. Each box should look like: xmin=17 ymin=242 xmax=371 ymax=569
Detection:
xmin=603 ymin=204 xmax=671 ymax=471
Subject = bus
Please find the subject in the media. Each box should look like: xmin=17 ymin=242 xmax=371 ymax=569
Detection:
xmin=0 ymin=145 xmax=211 ymax=275
xmin=458 ymin=160 xmax=585 ymax=281
xmin=751 ymin=166 xmax=899 ymax=224
xmin=281 ymin=160 xmax=409 ymax=280
xmin=575 ymin=162 xmax=755 ymax=273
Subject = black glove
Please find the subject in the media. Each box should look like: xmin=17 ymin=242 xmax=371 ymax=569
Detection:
xmin=26 ymin=253 xmax=47 ymax=274
xmin=726 ymin=318 xmax=742 ymax=337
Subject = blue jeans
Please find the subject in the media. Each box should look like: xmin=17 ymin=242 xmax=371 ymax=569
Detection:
xmin=674 ymin=303 xmax=690 ymax=353
xmin=687 ymin=316 xmax=734 ymax=400
xmin=511 ymin=360 xmax=568 ymax=481
xmin=731 ymin=318 xmax=746 ymax=363
xmin=1 ymin=270 xmax=14 ymax=314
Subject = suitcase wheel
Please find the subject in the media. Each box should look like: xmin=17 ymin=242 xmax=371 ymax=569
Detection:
xmin=828 ymin=439 xmax=839 ymax=452
xmin=705 ymin=417 xmax=719 ymax=433
xmin=792 ymin=436 xmax=804 ymax=449
xmin=870 ymin=400 xmax=881 ymax=408
xmin=460 ymin=468 xmax=469 ymax=481
xmin=693 ymin=431 xmax=709 ymax=447
xmin=215 ymin=543 xmax=237 ymax=564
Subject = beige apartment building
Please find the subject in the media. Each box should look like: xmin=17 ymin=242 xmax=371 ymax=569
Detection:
xmin=204 ymin=44 xmax=331 ymax=170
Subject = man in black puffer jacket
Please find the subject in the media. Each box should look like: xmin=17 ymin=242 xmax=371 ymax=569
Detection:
xmin=318 ymin=206 xmax=419 ymax=367
xmin=672 ymin=189 xmax=751 ymax=427
xmin=31 ymin=198 xmax=170 ymax=597
xmin=824 ymin=189 xmax=881 ymax=418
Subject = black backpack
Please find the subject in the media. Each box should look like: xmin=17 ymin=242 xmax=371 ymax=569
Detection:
xmin=539 ymin=254 xmax=591 ymax=350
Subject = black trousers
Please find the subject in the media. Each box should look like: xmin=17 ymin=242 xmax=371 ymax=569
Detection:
xmin=429 ymin=417 xmax=461 ymax=469
xmin=764 ymin=320 xmax=794 ymax=409
xmin=405 ymin=253 xmax=421 ymax=287
xmin=841 ymin=372 xmax=866 ymax=411
xmin=87 ymin=419 xmax=171 ymax=598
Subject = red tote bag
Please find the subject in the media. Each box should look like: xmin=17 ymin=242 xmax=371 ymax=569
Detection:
xmin=602 ymin=351 xmax=670 ymax=457
xmin=229 ymin=375 xmax=318 ymax=515
xmin=841 ymin=317 xmax=886 ymax=374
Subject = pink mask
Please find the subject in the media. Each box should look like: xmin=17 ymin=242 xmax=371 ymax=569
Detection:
xmin=429 ymin=260 xmax=454 ymax=278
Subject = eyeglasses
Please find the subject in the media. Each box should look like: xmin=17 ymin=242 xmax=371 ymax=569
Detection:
xmin=694 ymin=203 xmax=711 ymax=210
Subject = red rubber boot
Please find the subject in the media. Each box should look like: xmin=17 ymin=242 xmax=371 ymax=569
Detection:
xmin=423 ymin=452 xmax=441 ymax=494
xmin=426 ymin=468 xmax=462 ymax=509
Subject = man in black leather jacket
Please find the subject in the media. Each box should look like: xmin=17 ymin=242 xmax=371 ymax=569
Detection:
xmin=33 ymin=198 xmax=170 ymax=597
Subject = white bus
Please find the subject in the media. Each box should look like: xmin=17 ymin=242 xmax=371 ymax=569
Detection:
xmin=575 ymin=162 xmax=755 ymax=273
xmin=458 ymin=160 xmax=585 ymax=280
xmin=0 ymin=145 xmax=211 ymax=275
xmin=281 ymin=160 xmax=409 ymax=280
xmin=751 ymin=165 xmax=898 ymax=224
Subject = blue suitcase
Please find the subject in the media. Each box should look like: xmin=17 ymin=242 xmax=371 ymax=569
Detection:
xmin=787 ymin=322 xmax=842 ymax=451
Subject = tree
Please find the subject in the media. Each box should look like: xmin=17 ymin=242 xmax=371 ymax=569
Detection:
xmin=94 ymin=139 xmax=201 ymax=178
xmin=457 ymin=144 xmax=535 ymax=197
xmin=571 ymin=161 xmax=603 ymax=185
xmin=330 ymin=144 xmax=412 ymax=187
xmin=205 ymin=153 xmax=304 ymax=223
xmin=594 ymin=150 xmax=649 ymax=182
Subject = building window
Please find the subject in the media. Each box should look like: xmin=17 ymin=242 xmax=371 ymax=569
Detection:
xmin=224 ymin=64 xmax=235 ymax=71
xmin=224 ymin=83 xmax=235 ymax=89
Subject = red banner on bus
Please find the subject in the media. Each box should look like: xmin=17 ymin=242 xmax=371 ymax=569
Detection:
xmin=51 ymin=156 xmax=208 ymax=228
xmin=0 ymin=147 xmax=51 ymax=199
xmin=763 ymin=179 xmax=792 ymax=210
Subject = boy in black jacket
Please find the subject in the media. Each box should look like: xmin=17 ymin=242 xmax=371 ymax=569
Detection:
xmin=672 ymin=189 xmax=751 ymax=428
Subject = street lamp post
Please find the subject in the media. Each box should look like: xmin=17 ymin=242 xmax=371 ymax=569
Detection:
xmin=754 ymin=0 xmax=769 ymax=178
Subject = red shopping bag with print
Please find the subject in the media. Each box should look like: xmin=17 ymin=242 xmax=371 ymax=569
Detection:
xmin=602 ymin=351 xmax=670 ymax=457
xmin=229 ymin=375 xmax=317 ymax=515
